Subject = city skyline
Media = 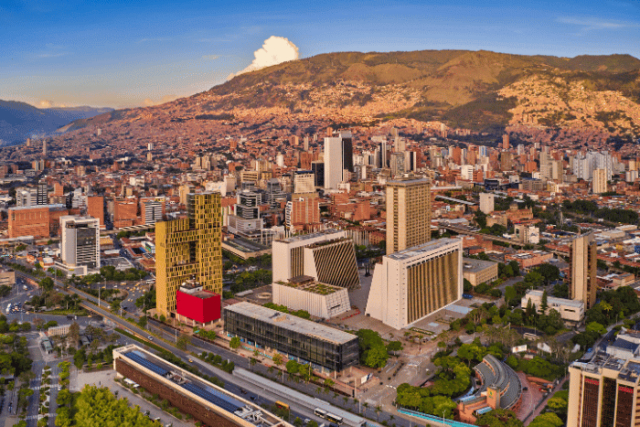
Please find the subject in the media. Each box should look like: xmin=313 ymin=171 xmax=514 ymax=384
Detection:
xmin=1 ymin=0 xmax=639 ymax=108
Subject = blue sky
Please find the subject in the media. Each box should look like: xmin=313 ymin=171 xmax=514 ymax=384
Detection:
xmin=1 ymin=0 xmax=639 ymax=108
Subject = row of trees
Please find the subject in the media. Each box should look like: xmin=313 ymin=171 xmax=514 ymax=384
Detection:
xmin=356 ymin=329 xmax=402 ymax=369
xmin=562 ymin=199 xmax=639 ymax=224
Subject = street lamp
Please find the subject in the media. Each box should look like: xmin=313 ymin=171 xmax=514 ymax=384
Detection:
xmin=442 ymin=410 xmax=446 ymax=427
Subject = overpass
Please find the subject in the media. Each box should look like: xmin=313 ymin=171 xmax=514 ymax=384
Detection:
xmin=439 ymin=224 xmax=528 ymax=247
xmin=434 ymin=195 xmax=476 ymax=206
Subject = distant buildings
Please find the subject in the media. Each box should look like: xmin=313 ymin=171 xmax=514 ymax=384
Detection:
xmin=385 ymin=177 xmax=431 ymax=255
xmin=8 ymin=204 xmax=68 ymax=239
xmin=227 ymin=190 xmax=263 ymax=240
xmin=592 ymin=168 xmax=608 ymax=194
xmin=570 ymin=234 xmax=598 ymax=309
xmin=155 ymin=192 xmax=223 ymax=316
xmin=366 ymin=238 xmax=463 ymax=330
xmin=479 ymin=193 xmax=494 ymax=215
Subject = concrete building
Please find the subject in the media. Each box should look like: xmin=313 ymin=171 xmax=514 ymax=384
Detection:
xmin=292 ymin=170 xmax=316 ymax=197
xmin=272 ymin=230 xmax=359 ymax=290
xmin=227 ymin=190 xmax=263 ymax=240
xmin=224 ymin=302 xmax=359 ymax=373
xmin=514 ymin=224 xmax=540 ymax=244
xmin=156 ymin=192 xmax=223 ymax=316
xmin=114 ymin=345 xmax=292 ymax=427
xmin=570 ymin=234 xmax=598 ymax=309
xmin=8 ymin=204 xmax=68 ymax=239
xmin=143 ymin=199 xmax=163 ymax=224
xmin=366 ymin=238 xmax=463 ymax=330
xmin=272 ymin=276 xmax=350 ymax=319
xmin=504 ymin=250 xmax=553 ymax=270
xmin=521 ymin=290 xmax=584 ymax=323
xmin=86 ymin=196 xmax=105 ymax=229
xmin=324 ymin=131 xmax=353 ymax=189
xmin=479 ymin=193 xmax=494 ymax=215
xmin=59 ymin=216 xmax=100 ymax=276
xmin=567 ymin=344 xmax=640 ymax=427
xmin=285 ymin=196 xmax=320 ymax=233
xmin=592 ymin=168 xmax=608 ymax=194
xmin=386 ymin=177 xmax=431 ymax=255
xmin=175 ymin=279 xmax=221 ymax=328
xmin=462 ymin=257 xmax=499 ymax=287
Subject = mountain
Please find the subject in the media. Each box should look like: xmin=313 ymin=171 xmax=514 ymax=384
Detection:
xmin=0 ymin=100 xmax=113 ymax=145
xmin=20 ymin=50 xmax=640 ymax=159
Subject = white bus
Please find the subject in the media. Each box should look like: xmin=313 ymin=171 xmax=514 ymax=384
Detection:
xmin=314 ymin=408 xmax=327 ymax=418
xmin=325 ymin=413 xmax=343 ymax=425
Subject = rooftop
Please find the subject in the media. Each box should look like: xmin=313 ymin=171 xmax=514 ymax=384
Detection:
xmin=523 ymin=290 xmax=584 ymax=308
xmin=277 ymin=229 xmax=344 ymax=244
xmin=387 ymin=237 xmax=461 ymax=261
xmin=224 ymin=301 xmax=356 ymax=345
xmin=275 ymin=278 xmax=341 ymax=295
xmin=462 ymin=257 xmax=497 ymax=273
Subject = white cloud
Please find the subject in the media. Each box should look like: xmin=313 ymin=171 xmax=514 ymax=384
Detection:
xmin=202 ymin=54 xmax=220 ymax=60
xmin=231 ymin=36 xmax=299 ymax=78
xmin=39 ymin=100 xmax=53 ymax=108
xmin=558 ymin=17 xmax=639 ymax=33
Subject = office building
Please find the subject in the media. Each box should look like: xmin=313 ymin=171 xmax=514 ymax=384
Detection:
xmin=176 ymin=279 xmax=221 ymax=327
xmin=479 ymin=193 xmax=494 ymax=215
xmin=156 ymin=192 xmax=223 ymax=316
xmin=16 ymin=189 xmax=35 ymax=207
xmin=292 ymin=170 xmax=316 ymax=197
xmin=36 ymin=182 xmax=48 ymax=205
xmin=500 ymin=152 xmax=513 ymax=171
xmin=570 ymin=234 xmax=598 ymax=309
xmin=59 ymin=216 xmax=100 ymax=276
xmin=386 ymin=177 xmax=431 ymax=255
xmin=592 ymin=168 xmax=608 ymax=194
xmin=514 ymin=224 xmax=540 ymax=244
xmin=272 ymin=276 xmax=350 ymax=319
xmin=462 ymin=257 xmax=499 ymax=287
xmin=114 ymin=345 xmax=292 ymax=427
xmin=8 ymin=204 xmax=68 ymax=239
xmin=227 ymin=190 xmax=263 ymax=240
xmin=311 ymin=161 xmax=325 ymax=188
xmin=521 ymin=289 xmax=584 ymax=323
xmin=285 ymin=196 xmax=320 ymax=233
xmin=502 ymin=134 xmax=510 ymax=150
xmin=567 ymin=334 xmax=640 ymax=427
xmin=272 ymin=230 xmax=359 ymax=290
xmin=224 ymin=302 xmax=359 ymax=372
xmin=366 ymin=238 xmax=463 ymax=330
xmin=0 ymin=269 xmax=16 ymax=287
xmin=143 ymin=199 xmax=163 ymax=224
xmin=323 ymin=131 xmax=353 ymax=189
xmin=86 ymin=196 xmax=105 ymax=229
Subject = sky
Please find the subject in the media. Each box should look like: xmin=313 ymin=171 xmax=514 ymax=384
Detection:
xmin=1 ymin=0 xmax=639 ymax=109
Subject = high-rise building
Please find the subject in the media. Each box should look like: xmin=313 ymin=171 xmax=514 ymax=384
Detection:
xmin=60 ymin=216 xmax=100 ymax=275
xmin=42 ymin=140 xmax=47 ymax=157
xmin=227 ymin=190 xmax=263 ymax=239
xmin=386 ymin=177 xmax=431 ymax=255
xmin=366 ymin=238 xmax=463 ymax=329
xmin=323 ymin=131 xmax=354 ymax=189
xmin=272 ymin=230 xmax=360 ymax=290
xmin=592 ymin=168 xmax=608 ymax=194
xmin=86 ymin=196 xmax=105 ymax=229
xmin=390 ymin=152 xmax=406 ymax=177
xmin=500 ymin=151 xmax=513 ymax=171
xmin=285 ymin=197 xmax=320 ymax=233
xmin=570 ymin=234 xmax=598 ymax=309
xmin=311 ymin=161 xmax=325 ymax=188
xmin=502 ymin=134 xmax=509 ymax=150
xmin=567 ymin=329 xmax=640 ymax=427
xmin=155 ymin=192 xmax=223 ymax=316
xmin=36 ymin=182 xmax=48 ymax=205
xmin=479 ymin=193 xmax=495 ymax=215
xmin=143 ymin=200 xmax=163 ymax=224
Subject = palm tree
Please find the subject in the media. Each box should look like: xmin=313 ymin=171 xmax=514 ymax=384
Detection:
xmin=249 ymin=358 xmax=257 ymax=371
xmin=375 ymin=405 xmax=382 ymax=421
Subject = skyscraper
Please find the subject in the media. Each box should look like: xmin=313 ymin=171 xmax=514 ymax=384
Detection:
xmin=323 ymin=131 xmax=353 ymax=189
xmin=502 ymin=134 xmax=510 ymax=150
xmin=386 ymin=177 xmax=431 ymax=255
xmin=156 ymin=192 xmax=222 ymax=316
xmin=570 ymin=234 xmax=597 ymax=309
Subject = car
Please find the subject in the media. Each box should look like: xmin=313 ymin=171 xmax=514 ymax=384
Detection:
xmin=147 ymin=336 xmax=154 ymax=341
xmin=523 ymin=387 xmax=528 ymax=391
xmin=303 ymin=419 xmax=311 ymax=425
xmin=188 ymin=358 xmax=193 ymax=363
xmin=240 ymin=388 xmax=247 ymax=394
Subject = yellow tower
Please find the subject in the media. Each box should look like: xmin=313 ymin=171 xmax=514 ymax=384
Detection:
xmin=156 ymin=192 xmax=223 ymax=316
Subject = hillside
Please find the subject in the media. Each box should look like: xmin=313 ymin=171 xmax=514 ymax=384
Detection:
xmin=0 ymin=100 xmax=113 ymax=145
xmin=22 ymin=50 xmax=640 ymax=159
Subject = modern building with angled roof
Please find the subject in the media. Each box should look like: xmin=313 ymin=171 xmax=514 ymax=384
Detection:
xmin=457 ymin=355 xmax=523 ymax=423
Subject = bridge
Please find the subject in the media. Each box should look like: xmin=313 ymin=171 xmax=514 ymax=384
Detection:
xmin=434 ymin=195 xmax=476 ymax=206
xmin=439 ymin=224 xmax=528 ymax=247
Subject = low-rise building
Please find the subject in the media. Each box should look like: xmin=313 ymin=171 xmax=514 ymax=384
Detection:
xmin=520 ymin=289 xmax=584 ymax=323
xmin=462 ymin=257 xmax=499 ymax=286
xmin=224 ymin=301 xmax=359 ymax=373
xmin=505 ymin=250 xmax=553 ymax=269
xmin=175 ymin=280 xmax=221 ymax=327
xmin=0 ymin=269 xmax=15 ymax=287
xmin=272 ymin=276 xmax=350 ymax=319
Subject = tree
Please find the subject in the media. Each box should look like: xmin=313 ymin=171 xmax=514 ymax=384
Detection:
xmin=586 ymin=322 xmax=607 ymax=336
xmin=463 ymin=279 xmax=473 ymax=293
xmin=387 ymin=341 xmax=403 ymax=353
xmin=540 ymin=290 xmax=549 ymax=314
xmin=176 ymin=334 xmax=191 ymax=350
xmin=249 ymin=358 xmax=258 ymax=370
xmin=286 ymin=360 xmax=300 ymax=375
xmin=74 ymin=385 xmax=159 ymax=427
xmin=229 ymin=336 xmax=241 ymax=351
xmin=272 ymin=353 xmax=284 ymax=367
xmin=40 ymin=277 xmax=55 ymax=293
